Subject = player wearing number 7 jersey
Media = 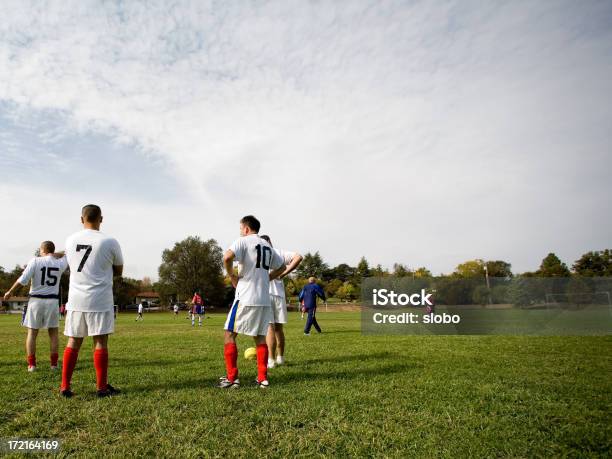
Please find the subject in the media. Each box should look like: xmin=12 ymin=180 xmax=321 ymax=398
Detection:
xmin=60 ymin=204 xmax=124 ymax=398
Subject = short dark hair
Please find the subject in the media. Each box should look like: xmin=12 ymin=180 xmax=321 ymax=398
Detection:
xmin=260 ymin=235 xmax=272 ymax=247
xmin=41 ymin=241 xmax=55 ymax=254
xmin=82 ymin=204 xmax=102 ymax=223
xmin=240 ymin=215 xmax=260 ymax=233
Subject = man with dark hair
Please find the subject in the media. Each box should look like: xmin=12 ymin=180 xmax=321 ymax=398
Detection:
xmin=260 ymin=235 xmax=303 ymax=368
xmin=60 ymin=204 xmax=124 ymax=398
xmin=239 ymin=215 xmax=261 ymax=233
xmin=81 ymin=204 xmax=102 ymax=223
xmin=41 ymin=241 xmax=56 ymax=254
xmin=299 ymin=277 xmax=326 ymax=335
xmin=219 ymin=215 xmax=285 ymax=389
xmin=3 ymin=241 xmax=68 ymax=372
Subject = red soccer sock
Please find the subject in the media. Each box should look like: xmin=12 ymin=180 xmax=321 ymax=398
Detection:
xmin=27 ymin=355 xmax=36 ymax=368
xmin=256 ymin=344 xmax=268 ymax=383
xmin=94 ymin=348 xmax=109 ymax=391
xmin=50 ymin=353 xmax=59 ymax=367
xmin=224 ymin=343 xmax=238 ymax=382
xmin=60 ymin=347 xmax=79 ymax=391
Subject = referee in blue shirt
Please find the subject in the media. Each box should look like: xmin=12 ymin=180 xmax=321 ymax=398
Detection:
xmin=298 ymin=277 xmax=326 ymax=335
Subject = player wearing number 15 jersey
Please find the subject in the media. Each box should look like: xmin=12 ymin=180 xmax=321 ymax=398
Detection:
xmin=2 ymin=241 xmax=67 ymax=372
xmin=60 ymin=204 xmax=124 ymax=398
xmin=219 ymin=215 xmax=285 ymax=389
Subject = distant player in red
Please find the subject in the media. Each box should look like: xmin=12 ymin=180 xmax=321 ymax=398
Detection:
xmin=191 ymin=292 xmax=203 ymax=326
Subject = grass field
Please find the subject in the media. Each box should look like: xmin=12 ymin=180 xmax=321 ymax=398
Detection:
xmin=0 ymin=311 xmax=610 ymax=458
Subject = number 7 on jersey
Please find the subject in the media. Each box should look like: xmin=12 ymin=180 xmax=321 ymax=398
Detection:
xmin=76 ymin=244 xmax=92 ymax=272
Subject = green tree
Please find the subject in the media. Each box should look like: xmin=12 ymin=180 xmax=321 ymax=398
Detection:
xmin=485 ymin=260 xmax=513 ymax=278
xmin=414 ymin=267 xmax=432 ymax=278
xmin=538 ymin=253 xmax=570 ymax=277
xmin=356 ymin=256 xmax=370 ymax=278
xmin=472 ymin=285 xmax=489 ymax=306
xmin=371 ymin=264 xmax=388 ymax=277
xmin=325 ymin=278 xmax=343 ymax=298
xmin=454 ymin=259 xmax=485 ymax=278
xmin=295 ymin=252 xmax=328 ymax=279
xmin=572 ymin=250 xmax=612 ymax=276
xmin=328 ymin=263 xmax=355 ymax=282
xmin=158 ymin=236 xmax=225 ymax=307
xmin=287 ymin=277 xmax=308 ymax=298
xmin=393 ymin=263 xmax=412 ymax=277
xmin=113 ymin=277 xmax=143 ymax=308
xmin=336 ymin=282 xmax=357 ymax=302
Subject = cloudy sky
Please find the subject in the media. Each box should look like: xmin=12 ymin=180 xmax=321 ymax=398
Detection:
xmin=1 ymin=0 xmax=611 ymax=279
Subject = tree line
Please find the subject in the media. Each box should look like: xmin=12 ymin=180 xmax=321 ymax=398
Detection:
xmin=1 ymin=239 xmax=610 ymax=309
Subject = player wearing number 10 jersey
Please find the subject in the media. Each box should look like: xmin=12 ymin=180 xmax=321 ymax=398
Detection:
xmin=60 ymin=204 xmax=124 ymax=398
xmin=219 ymin=215 xmax=285 ymax=389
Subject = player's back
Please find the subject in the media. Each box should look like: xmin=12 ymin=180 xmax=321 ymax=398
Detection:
xmin=19 ymin=255 xmax=68 ymax=298
xmin=231 ymin=234 xmax=282 ymax=306
xmin=269 ymin=248 xmax=295 ymax=298
xmin=65 ymin=229 xmax=123 ymax=312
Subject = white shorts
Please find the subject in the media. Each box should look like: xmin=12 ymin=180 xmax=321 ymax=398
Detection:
xmin=270 ymin=295 xmax=288 ymax=324
xmin=22 ymin=298 xmax=59 ymax=330
xmin=224 ymin=301 xmax=272 ymax=337
xmin=64 ymin=310 xmax=115 ymax=337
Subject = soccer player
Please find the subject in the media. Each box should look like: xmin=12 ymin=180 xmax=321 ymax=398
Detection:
xmin=136 ymin=302 xmax=144 ymax=321
xmin=60 ymin=204 xmax=124 ymax=398
xmin=218 ymin=215 xmax=285 ymax=389
xmin=3 ymin=241 xmax=68 ymax=372
xmin=173 ymin=303 xmax=179 ymax=317
xmin=192 ymin=291 xmax=203 ymax=326
xmin=299 ymin=277 xmax=326 ymax=335
xmin=260 ymin=235 xmax=303 ymax=369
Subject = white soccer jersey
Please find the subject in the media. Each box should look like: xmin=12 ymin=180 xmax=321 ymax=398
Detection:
xmin=17 ymin=255 xmax=68 ymax=297
xmin=65 ymin=229 xmax=123 ymax=312
xmin=269 ymin=249 xmax=296 ymax=298
xmin=138 ymin=303 xmax=143 ymax=313
xmin=229 ymin=234 xmax=284 ymax=306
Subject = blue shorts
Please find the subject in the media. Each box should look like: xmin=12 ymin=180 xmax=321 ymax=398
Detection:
xmin=195 ymin=305 xmax=203 ymax=315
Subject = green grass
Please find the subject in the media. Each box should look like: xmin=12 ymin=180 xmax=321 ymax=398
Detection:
xmin=0 ymin=312 xmax=610 ymax=458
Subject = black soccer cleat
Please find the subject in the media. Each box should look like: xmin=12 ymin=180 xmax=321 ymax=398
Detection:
xmin=97 ymin=384 xmax=121 ymax=398
xmin=60 ymin=389 xmax=74 ymax=398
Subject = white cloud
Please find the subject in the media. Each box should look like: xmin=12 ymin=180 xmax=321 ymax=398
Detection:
xmin=1 ymin=0 xmax=611 ymax=275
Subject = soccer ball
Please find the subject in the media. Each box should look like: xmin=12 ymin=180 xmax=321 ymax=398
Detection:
xmin=244 ymin=347 xmax=257 ymax=361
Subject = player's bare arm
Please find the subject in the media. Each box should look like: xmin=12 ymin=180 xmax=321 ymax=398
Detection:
xmin=223 ymin=249 xmax=238 ymax=287
xmin=3 ymin=279 xmax=22 ymax=301
xmin=269 ymin=265 xmax=286 ymax=281
xmin=279 ymin=253 xmax=303 ymax=279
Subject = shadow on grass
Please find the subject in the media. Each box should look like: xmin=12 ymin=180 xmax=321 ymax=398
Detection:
xmin=298 ymin=351 xmax=401 ymax=365
xmin=125 ymin=353 xmax=421 ymax=393
xmin=113 ymin=356 xmax=209 ymax=368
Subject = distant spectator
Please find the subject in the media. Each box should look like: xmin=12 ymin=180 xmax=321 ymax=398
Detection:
xmin=299 ymin=277 xmax=326 ymax=335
